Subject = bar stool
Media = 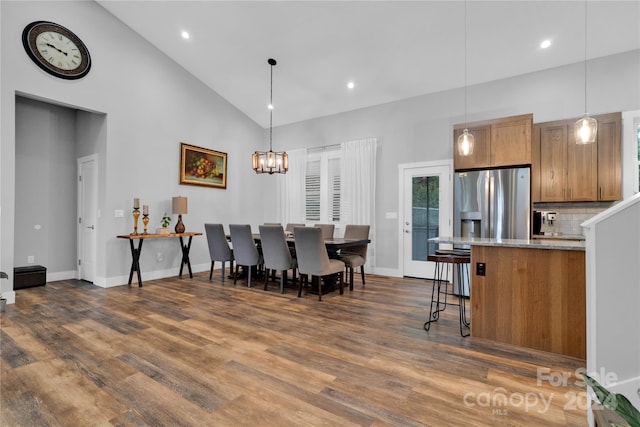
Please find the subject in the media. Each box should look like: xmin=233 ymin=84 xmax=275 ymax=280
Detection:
xmin=423 ymin=253 xmax=471 ymax=337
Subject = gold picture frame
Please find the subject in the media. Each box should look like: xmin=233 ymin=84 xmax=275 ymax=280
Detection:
xmin=179 ymin=142 xmax=227 ymax=189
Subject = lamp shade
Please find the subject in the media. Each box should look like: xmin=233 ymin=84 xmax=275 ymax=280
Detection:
xmin=575 ymin=115 xmax=597 ymax=144
xmin=172 ymin=196 xmax=188 ymax=215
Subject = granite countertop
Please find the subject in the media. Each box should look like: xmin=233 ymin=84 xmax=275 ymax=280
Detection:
xmin=431 ymin=236 xmax=586 ymax=251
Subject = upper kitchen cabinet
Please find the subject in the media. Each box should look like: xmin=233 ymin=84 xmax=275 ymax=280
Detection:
xmin=453 ymin=114 xmax=533 ymax=171
xmin=596 ymin=113 xmax=622 ymax=201
xmin=532 ymin=112 xmax=621 ymax=202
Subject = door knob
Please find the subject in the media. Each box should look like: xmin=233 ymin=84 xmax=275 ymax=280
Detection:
xmin=86 ymin=225 xmax=95 ymax=230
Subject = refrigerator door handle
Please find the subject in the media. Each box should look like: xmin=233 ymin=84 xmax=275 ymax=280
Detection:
xmin=488 ymin=174 xmax=495 ymax=237
xmin=480 ymin=171 xmax=490 ymax=238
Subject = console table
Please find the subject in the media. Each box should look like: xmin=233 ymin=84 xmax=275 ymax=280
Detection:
xmin=117 ymin=232 xmax=202 ymax=287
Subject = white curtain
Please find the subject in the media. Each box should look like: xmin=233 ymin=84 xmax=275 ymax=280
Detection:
xmin=277 ymin=148 xmax=307 ymax=225
xmin=340 ymin=138 xmax=377 ymax=267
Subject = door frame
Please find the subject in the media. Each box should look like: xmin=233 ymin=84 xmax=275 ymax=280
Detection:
xmin=77 ymin=154 xmax=98 ymax=281
xmin=398 ymin=160 xmax=453 ymax=278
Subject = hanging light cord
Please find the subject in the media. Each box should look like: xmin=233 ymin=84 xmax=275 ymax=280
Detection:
xmin=464 ymin=0 xmax=468 ymax=126
xmin=269 ymin=61 xmax=274 ymax=152
xmin=583 ymin=0 xmax=588 ymax=114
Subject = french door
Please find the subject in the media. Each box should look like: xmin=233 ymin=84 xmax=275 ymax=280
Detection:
xmin=401 ymin=162 xmax=452 ymax=278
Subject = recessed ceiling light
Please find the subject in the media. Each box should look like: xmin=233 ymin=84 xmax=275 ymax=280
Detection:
xmin=540 ymin=39 xmax=551 ymax=49
xmin=347 ymin=81 xmax=355 ymax=90
xmin=267 ymin=103 xmax=274 ymax=110
xmin=181 ymin=31 xmax=190 ymax=40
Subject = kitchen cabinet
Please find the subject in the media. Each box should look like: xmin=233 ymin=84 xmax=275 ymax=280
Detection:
xmin=596 ymin=113 xmax=622 ymax=201
xmin=533 ymin=112 xmax=621 ymax=202
xmin=471 ymin=244 xmax=585 ymax=359
xmin=453 ymin=114 xmax=532 ymax=171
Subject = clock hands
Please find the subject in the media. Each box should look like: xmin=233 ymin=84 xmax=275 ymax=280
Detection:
xmin=45 ymin=42 xmax=68 ymax=56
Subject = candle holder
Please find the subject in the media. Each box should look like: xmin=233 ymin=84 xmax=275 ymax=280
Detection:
xmin=131 ymin=207 xmax=140 ymax=235
xmin=142 ymin=214 xmax=149 ymax=234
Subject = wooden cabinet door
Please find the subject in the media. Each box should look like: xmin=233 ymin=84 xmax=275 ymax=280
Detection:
xmin=453 ymin=125 xmax=490 ymax=170
xmin=531 ymin=124 xmax=541 ymax=202
xmin=539 ymin=123 xmax=567 ymax=202
xmin=490 ymin=115 xmax=532 ymax=167
xmin=596 ymin=113 xmax=622 ymax=201
xmin=566 ymin=127 xmax=598 ymax=201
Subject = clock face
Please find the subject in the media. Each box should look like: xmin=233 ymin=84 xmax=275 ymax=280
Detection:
xmin=22 ymin=21 xmax=91 ymax=79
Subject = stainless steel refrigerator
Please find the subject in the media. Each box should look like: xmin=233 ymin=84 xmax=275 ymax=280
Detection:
xmin=454 ymin=167 xmax=531 ymax=241
xmin=452 ymin=167 xmax=530 ymax=296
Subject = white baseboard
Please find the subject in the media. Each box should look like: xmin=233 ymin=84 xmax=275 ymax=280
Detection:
xmin=372 ymin=267 xmax=402 ymax=278
xmin=47 ymin=270 xmax=76 ymax=282
xmin=95 ymin=263 xmax=211 ymax=288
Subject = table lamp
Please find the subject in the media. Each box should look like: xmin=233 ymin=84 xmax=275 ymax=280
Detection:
xmin=172 ymin=196 xmax=188 ymax=233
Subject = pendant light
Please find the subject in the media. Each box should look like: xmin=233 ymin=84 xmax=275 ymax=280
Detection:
xmin=457 ymin=0 xmax=474 ymax=156
xmin=575 ymin=0 xmax=597 ymax=144
xmin=252 ymin=58 xmax=288 ymax=174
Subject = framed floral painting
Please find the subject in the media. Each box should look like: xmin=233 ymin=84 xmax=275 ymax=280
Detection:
xmin=179 ymin=142 xmax=227 ymax=189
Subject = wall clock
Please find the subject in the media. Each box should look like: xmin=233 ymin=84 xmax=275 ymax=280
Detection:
xmin=22 ymin=21 xmax=91 ymax=80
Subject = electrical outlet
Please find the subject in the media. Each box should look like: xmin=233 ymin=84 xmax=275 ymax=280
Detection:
xmin=27 ymin=255 xmax=35 ymax=264
xmin=157 ymin=252 xmax=163 ymax=262
xmin=114 ymin=209 xmax=124 ymax=218
xmin=476 ymin=262 xmax=486 ymax=276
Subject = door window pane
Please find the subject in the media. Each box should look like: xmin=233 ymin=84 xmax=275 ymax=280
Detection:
xmin=412 ymin=176 xmax=439 ymax=261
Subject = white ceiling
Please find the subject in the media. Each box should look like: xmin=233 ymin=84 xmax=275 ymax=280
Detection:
xmin=98 ymin=1 xmax=640 ymax=128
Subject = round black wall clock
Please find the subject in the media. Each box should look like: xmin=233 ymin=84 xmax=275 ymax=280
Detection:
xmin=22 ymin=21 xmax=91 ymax=80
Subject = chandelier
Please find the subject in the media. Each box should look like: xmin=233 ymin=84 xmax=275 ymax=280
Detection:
xmin=252 ymin=58 xmax=288 ymax=174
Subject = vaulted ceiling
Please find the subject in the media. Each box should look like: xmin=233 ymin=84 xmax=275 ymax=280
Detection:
xmin=98 ymin=1 xmax=640 ymax=128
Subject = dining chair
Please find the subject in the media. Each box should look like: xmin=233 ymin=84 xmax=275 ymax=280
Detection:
xmin=294 ymin=226 xmax=344 ymax=301
xmin=314 ymin=223 xmax=335 ymax=240
xmin=204 ymin=223 xmax=234 ymax=283
xmin=338 ymin=225 xmax=370 ymax=290
xmin=258 ymin=225 xmax=297 ymax=294
xmin=229 ymin=224 xmax=262 ymax=288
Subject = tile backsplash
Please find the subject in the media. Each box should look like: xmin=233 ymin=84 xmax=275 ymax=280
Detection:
xmin=534 ymin=202 xmax=613 ymax=236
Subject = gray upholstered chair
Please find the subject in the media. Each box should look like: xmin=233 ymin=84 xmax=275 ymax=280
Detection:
xmin=259 ymin=225 xmax=297 ymax=293
xmin=338 ymin=224 xmax=370 ymax=290
xmin=229 ymin=224 xmax=262 ymax=288
xmin=294 ymin=226 xmax=344 ymax=301
xmin=204 ymin=223 xmax=234 ymax=282
xmin=314 ymin=223 xmax=335 ymax=240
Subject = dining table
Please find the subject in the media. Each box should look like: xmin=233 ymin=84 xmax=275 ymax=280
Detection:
xmin=229 ymin=233 xmax=371 ymax=294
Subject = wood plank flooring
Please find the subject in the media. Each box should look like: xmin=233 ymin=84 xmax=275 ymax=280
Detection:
xmin=1 ymin=273 xmax=588 ymax=426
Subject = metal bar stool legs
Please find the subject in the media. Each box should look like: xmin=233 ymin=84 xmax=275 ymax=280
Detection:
xmin=424 ymin=256 xmax=449 ymax=330
xmin=423 ymin=254 xmax=470 ymax=337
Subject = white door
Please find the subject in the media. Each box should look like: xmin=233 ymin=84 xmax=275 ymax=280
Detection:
xmin=78 ymin=155 xmax=98 ymax=282
xmin=401 ymin=162 xmax=452 ymax=278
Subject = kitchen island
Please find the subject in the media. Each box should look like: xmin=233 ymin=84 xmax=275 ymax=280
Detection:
xmin=432 ymin=237 xmax=585 ymax=359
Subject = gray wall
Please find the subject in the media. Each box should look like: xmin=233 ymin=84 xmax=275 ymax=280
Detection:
xmin=14 ymin=97 xmax=77 ymax=274
xmin=265 ymin=50 xmax=640 ymax=273
xmin=1 ymin=1 xmax=638 ymax=298
xmin=1 ymin=1 xmax=266 ymax=296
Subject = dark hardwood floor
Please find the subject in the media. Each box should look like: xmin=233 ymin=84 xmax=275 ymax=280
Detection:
xmin=1 ymin=272 xmax=587 ymax=426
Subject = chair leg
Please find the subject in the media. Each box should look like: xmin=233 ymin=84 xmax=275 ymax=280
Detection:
xmin=349 ymin=267 xmax=354 ymax=291
xmin=360 ymin=266 xmax=365 ymax=286
xmin=233 ymin=265 xmax=239 ymax=285
xmin=317 ymin=276 xmax=322 ymax=301
xmin=221 ymin=261 xmax=225 ymax=283
xmin=280 ymin=270 xmax=287 ymax=294
xmin=247 ymin=267 xmax=252 ymax=288
xmin=209 ymin=261 xmax=214 ymax=280
xmin=297 ymin=274 xmax=306 ymax=297
xmin=264 ymin=268 xmax=270 ymax=290
xmin=339 ymin=272 xmax=344 ymax=295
